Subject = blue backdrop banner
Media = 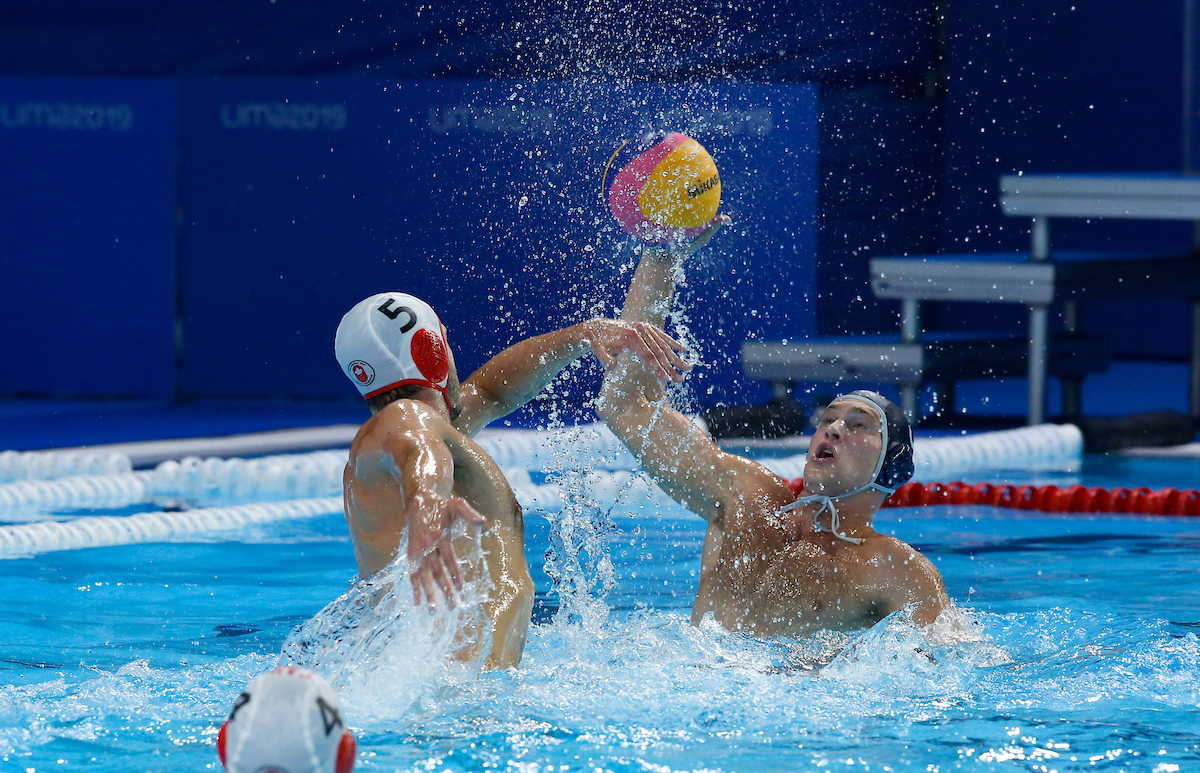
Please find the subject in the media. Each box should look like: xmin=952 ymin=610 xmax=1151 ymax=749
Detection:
xmin=0 ymin=77 xmax=177 ymax=398
xmin=178 ymin=78 xmax=818 ymax=413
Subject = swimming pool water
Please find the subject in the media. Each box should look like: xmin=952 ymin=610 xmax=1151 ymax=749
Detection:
xmin=0 ymin=455 xmax=1198 ymax=772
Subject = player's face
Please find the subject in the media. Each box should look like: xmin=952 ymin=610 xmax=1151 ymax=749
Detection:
xmin=803 ymin=399 xmax=884 ymax=496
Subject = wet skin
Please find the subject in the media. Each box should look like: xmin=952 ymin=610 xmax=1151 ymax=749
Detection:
xmin=689 ymin=399 xmax=948 ymax=635
xmin=339 ymin=318 xmax=691 ymax=670
xmin=344 ymin=398 xmax=533 ymax=670
xmin=597 ymin=220 xmax=949 ymax=636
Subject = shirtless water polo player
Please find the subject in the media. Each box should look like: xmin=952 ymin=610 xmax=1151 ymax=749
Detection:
xmin=596 ymin=217 xmax=950 ymax=635
xmin=334 ymin=292 xmax=690 ymax=668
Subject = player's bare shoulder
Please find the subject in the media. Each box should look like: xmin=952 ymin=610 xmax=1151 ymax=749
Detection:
xmin=716 ymin=454 xmax=798 ymax=531
xmin=858 ymin=532 xmax=948 ymax=621
xmin=860 ymin=533 xmax=936 ymax=580
xmin=350 ymin=400 xmax=447 ymax=463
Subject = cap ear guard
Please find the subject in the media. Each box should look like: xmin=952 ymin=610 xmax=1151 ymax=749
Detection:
xmin=337 ymin=729 xmax=357 ymax=773
xmin=410 ymin=327 xmax=450 ymax=384
xmin=845 ymin=389 xmax=914 ymax=495
xmin=877 ymin=422 xmax=914 ymax=492
xmin=218 ymin=720 xmax=229 ymax=768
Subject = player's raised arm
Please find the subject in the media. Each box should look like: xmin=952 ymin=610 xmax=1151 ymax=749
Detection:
xmin=595 ymin=216 xmax=772 ymax=523
xmin=453 ymin=318 xmax=692 ymax=438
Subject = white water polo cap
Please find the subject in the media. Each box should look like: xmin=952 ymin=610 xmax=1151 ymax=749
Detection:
xmin=218 ymin=666 xmax=356 ymax=773
xmin=335 ymin=292 xmax=451 ymax=404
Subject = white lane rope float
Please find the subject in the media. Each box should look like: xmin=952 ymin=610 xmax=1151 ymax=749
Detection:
xmin=0 ymin=449 xmax=132 ymax=483
xmin=0 ymin=498 xmax=342 ymax=559
xmin=0 ymin=423 xmax=1085 ymax=557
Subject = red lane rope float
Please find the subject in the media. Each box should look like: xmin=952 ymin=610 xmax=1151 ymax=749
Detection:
xmin=784 ymin=479 xmax=1200 ymax=516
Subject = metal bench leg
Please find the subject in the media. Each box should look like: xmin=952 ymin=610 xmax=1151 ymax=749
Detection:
xmin=1028 ymin=303 xmax=1048 ymax=425
xmin=1060 ymin=299 xmax=1083 ymax=421
xmin=900 ymin=297 xmax=920 ymax=422
xmin=1028 ymin=217 xmax=1051 ymax=426
xmin=1031 ymin=216 xmax=1050 ymax=261
xmin=900 ymin=384 xmax=918 ymax=421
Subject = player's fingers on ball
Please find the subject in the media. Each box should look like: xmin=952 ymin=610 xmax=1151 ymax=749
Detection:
xmin=692 ymin=216 xmax=728 ymax=248
xmin=411 ymin=573 xmax=423 ymax=606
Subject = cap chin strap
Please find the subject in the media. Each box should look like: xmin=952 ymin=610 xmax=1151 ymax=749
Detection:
xmin=779 ymin=478 xmax=897 ymax=545
xmin=782 ymin=493 xmax=857 ymax=544
xmin=779 ymin=393 xmax=899 ymax=545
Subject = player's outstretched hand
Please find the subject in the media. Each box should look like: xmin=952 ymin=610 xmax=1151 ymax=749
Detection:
xmin=408 ymin=494 xmax=487 ymax=611
xmin=585 ymin=319 xmax=691 ymax=383
xmin=679 ymin=213 xmax=731 ymax=256
xmin=643 ymin=214 xmax=732 ymax=261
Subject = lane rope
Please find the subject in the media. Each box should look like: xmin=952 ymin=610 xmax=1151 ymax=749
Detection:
xmin=0 ymin=498 xmax=343 ymax=559
xmin=0 ymin=424 xmax=1084 ymax=517
xmin=0 ymin=423 xmax=1092 ymax=555
xmin=784 ymin=478 xmax=1200 ymax=516
xmin=883 ymin=480 xmax=1200 ymax=516
xmin=0 ymin=449 xmax=131 ymax=483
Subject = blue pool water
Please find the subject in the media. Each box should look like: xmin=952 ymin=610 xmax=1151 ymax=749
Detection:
xmin=1 ymin=456 xmax=1199 ymax=772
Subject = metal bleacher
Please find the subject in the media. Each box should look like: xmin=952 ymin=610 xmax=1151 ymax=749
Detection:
xmin=743 ymin=174 xmax=1200 ymax=425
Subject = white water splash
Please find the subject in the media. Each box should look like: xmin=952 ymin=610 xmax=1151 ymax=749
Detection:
xmin=538 ymin=424 xmax=623 ymax=633
xmin=280 ymin=524 xmax=494 ymax=724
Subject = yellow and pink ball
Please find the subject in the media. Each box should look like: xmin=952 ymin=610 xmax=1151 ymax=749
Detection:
xmin=601 ymin=131 xmax=722 ymax=244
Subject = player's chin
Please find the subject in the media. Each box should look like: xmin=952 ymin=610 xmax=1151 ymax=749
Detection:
xmin=800 ymin=475 xmax=833 ymax=495
xmin=802 ymin=463 xmax=834 ymax=483
xmin=806 ymin=472 xmax=858 ymax=497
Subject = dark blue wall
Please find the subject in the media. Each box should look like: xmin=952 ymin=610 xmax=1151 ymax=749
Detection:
xmin=0 ymin=0 xmax=1193 ymax=408
xmin=0 ymin=0 xmax=926 ymax=409
xmin=0 ymin=78 xmax=177 ymax=397
xmin=935 ymin=0 xmax=1192 ymax=359
xmin=0 ymin=0 xmax=936 ymax=85
xmin=943 ymin=0 xmax=1186 ymax=253
xmin=177 ymin=78 xmax=817 ymax=409
xmin=0 ymin=76 xmax=817 ymax=409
